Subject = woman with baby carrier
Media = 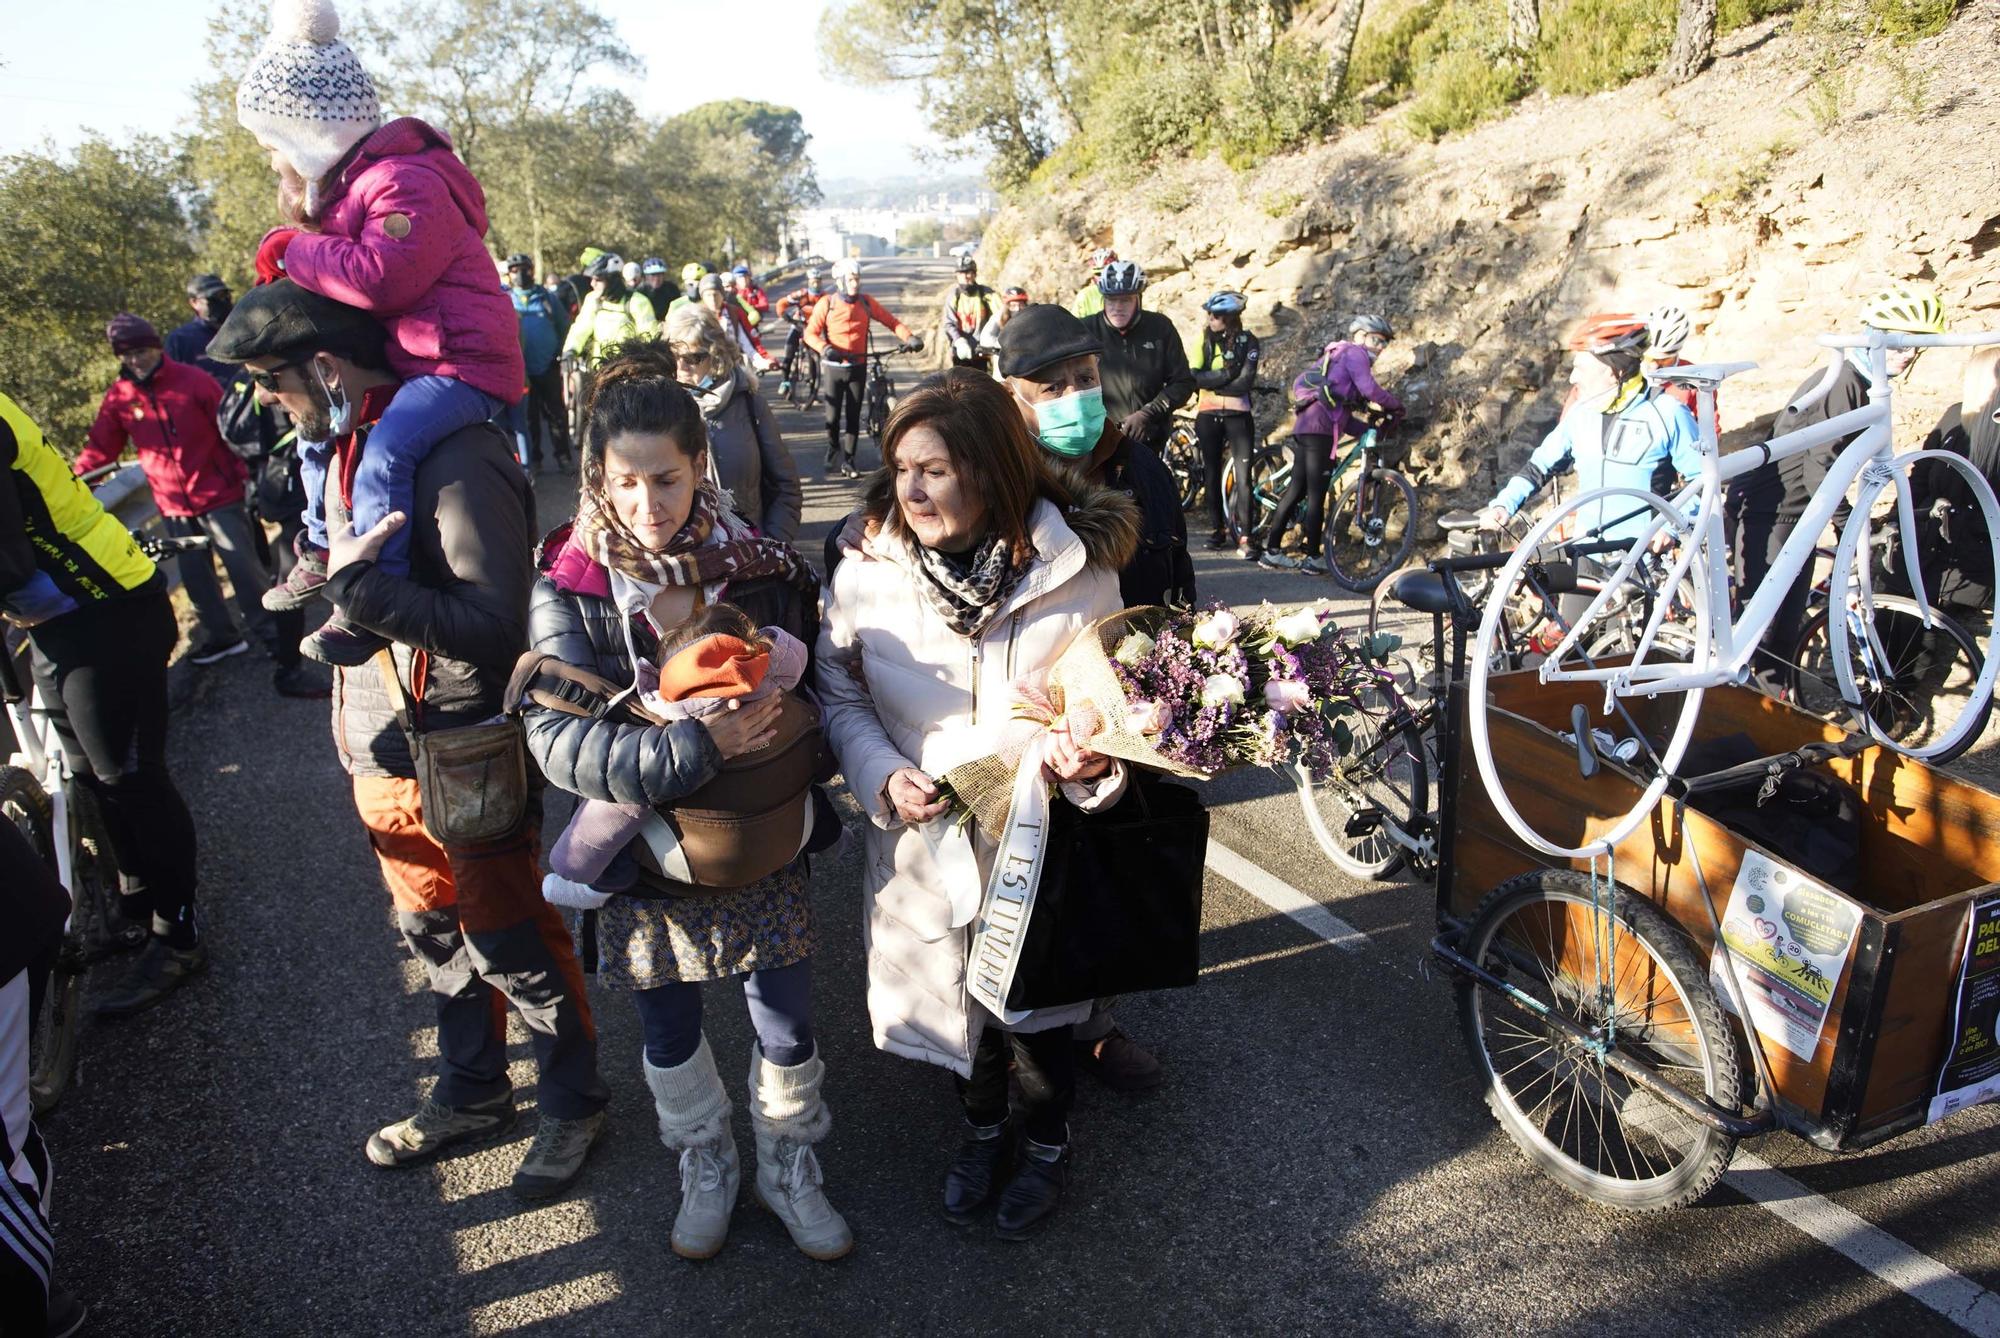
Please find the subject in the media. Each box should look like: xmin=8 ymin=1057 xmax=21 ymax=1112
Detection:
xmin=515 ymin=342 xmax=849 ymax=1263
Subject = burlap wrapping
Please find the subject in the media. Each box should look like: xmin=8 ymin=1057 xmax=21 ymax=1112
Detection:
xmin=940 ymin=607 xmax=1212 ymax=840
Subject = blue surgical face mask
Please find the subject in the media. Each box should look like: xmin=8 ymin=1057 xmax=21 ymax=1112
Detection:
xmin=313 ymin=359 xmax=355 ymax=435
xmin=1026 ymin=386 xmax=1106 ymax=458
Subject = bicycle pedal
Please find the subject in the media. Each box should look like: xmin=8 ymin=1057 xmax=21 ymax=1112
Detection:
xmin=1343 ymin=810 xmax=1385 ymax=838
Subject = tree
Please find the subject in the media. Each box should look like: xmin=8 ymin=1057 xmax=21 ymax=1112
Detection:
xmin=1316 ymin=0 xmax=1368 ymax=99
xmin=183 ymin=2 xmax=293 ymax=289
xmin=0 ymin=138 xmax=196 ymax=444
xmin=1661 ymin=0 xmax=1717 ymax=84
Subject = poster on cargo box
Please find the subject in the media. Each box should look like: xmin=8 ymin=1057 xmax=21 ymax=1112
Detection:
xmin=1709 ymin=850 xmax=1862 ymax=1062
xmin=1928 ymin=895 xmax=2000 ymax=1125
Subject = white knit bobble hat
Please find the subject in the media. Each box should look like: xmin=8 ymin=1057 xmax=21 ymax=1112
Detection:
xmin=236 ymin=0 xmax=382 ymax=214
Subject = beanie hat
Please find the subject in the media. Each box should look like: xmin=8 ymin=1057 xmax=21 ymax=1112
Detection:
xmin=106 ymin=314 xmax=162 ymax=355
xmin=236 ymin=0 xmax=382 ymax=216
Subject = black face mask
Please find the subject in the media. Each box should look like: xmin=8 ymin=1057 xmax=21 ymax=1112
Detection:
xmin=206 ymin=297 xmax=233 ymax=323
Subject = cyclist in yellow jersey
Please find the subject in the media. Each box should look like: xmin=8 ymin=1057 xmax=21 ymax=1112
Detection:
xmin=0 ymin=393 xmax=207 ymax=1015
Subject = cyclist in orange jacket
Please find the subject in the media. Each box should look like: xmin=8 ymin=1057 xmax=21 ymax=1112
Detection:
xmin=804 ymin=258 xmax=920 ymax=478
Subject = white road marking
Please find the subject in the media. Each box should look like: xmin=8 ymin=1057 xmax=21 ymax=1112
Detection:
xmin=1727 ymin=1151 xmax=2000 ymax=1337
xmin=1207 ymin=832 xmax=2000 ymax=1335
xmin=1204 ymin=838 xmax=1370 ymax=951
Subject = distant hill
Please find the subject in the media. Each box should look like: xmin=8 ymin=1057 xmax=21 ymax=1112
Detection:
xmin=817 ymin=173 xmax=990 ymax=210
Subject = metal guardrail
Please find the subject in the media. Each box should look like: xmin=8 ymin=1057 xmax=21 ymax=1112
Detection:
xmin=96 ymin=463 xmax=158 ymax=535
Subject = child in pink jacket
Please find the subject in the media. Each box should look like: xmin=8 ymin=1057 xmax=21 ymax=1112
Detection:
xmin=237 ymin=0 xmax=524 ymax=666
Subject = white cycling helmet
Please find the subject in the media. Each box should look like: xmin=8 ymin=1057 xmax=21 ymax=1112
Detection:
xmin=1644 ymin=304 xmax=1692 ymax=358
xmin=831 ymin=258 xmax=860 ymax=282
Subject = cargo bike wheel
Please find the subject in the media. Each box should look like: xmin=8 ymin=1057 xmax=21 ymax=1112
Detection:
xmin=1457 ymin=870 xmax=1740 ymax=1211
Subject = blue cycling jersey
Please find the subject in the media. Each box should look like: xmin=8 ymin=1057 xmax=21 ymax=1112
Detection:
xmin=1493 ymin=389 xmax=1704 ymax=541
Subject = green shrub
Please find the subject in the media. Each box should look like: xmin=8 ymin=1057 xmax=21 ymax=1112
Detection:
xmin=1404 ymin=49 xmax=1529 ymax=139
xmin=1350 ymin=0 xmax=1449 ymax=94
xmin=1079 ymin=51 xmax=1217 ymax=183
xmin=1718 ymin=0 xmax=1805 ymax=32
xmin=1215 ymin=39 xmax=1340 ymax=169
xmin=1868 ymin=0 xmax=1958 ymax=41
xmin=1537 ymin=0 xmax=1672 ymax=94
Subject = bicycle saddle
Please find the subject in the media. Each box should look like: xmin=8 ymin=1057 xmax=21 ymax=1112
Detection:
xmin=1438 ymin=509 xmax=1483 ymax=531
xmin=1390 ymin=569 xmax=1454 ymax=615
xmin=1645 ymin=360 xmax=1758 ymax=389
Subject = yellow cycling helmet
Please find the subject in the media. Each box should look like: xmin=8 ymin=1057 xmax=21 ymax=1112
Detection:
xmin=682 ymin=261 xmax=709 ymax=288
xmin=577 ymin=246 xmax=606 ymax=270
xmin=1860 ymin=283 xmax=1946 ymax=335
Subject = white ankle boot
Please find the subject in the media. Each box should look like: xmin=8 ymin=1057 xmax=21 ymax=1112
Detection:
xmin=643 ymin=1037 xmax=740 ymax=1260
xmin=747 ymin=1044 xmax=853 ymax=1260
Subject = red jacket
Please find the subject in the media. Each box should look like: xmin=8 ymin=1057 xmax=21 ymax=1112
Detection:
xmin=77 ymin=358 xmax=247 ymax=517
xmin=284 ymin=118 xmax=524 ymax=405
xmin=805 ymin=292 xmax=912 ymax=362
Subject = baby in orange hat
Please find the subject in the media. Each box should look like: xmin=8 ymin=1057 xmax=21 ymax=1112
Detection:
xmin=545 ymin=603 xmax=809 ymax=906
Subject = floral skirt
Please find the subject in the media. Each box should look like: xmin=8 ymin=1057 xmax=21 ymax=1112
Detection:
xmin=595 ymin=859 xmax=816 ymax=990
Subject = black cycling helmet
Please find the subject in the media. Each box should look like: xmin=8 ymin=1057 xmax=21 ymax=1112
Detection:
xmin=1003 ymin=285 xmax=1029 ymax=302
xmin=505 ymin=253 xmax=532 ymax=271
xmin=1203 ymin=290 xmax=1247 ymax=316
xmin=1349 ymin=314 xmax=1393 ymax=340
xmin=956 ymin=254 xmax=978 ymax=274
xmin=1097 ymin=260 xmax=1146 ymax=296
xmin=585 ymin=252 xmax=624 ymax=278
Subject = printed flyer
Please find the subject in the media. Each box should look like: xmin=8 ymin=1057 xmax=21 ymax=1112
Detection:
xmin=1928 ymin=895 xmax=2000 ymax=1125
xmin=1709 ymin=849 xmax=1863 ymax=1061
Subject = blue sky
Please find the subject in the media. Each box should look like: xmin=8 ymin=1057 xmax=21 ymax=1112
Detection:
xmin=0 ymin=0 xmax=947 ymax=180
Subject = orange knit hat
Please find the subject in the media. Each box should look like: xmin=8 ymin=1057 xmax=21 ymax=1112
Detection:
xmin=657 ymin=634 xmax=770 ymax=701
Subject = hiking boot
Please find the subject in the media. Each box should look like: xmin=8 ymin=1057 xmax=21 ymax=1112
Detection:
xmin=366 ymin=1090 xmax=516 ymax=1168
xmin=1205 ymin=530 xmax=1231 ymax=551
xmin=994 ymin=1139 xmax=1070 ymax=1242
xmin=512 ymin=1109 xmax=608 ymax=1202
xmin=646 ymin=1040 xmax=739 ymax=1258
xmin=749 ymin=1046 xmax=851 ymax=1260
xmin=942 ymin=1120 xmax=1013 ymax=1226
xmin=91 ymin=936 xmax=207 ymax=1019
xmin=186 ymin=635 xmax=249 ymax=666
xmin=264 ymin=538 xmax=328 ymax=612
xmin=300 ymin=616 xmax=390 ymax=668
xmin=670 ymin=1141 xmax=741 ymax=1260
xmin=1299 ymin=555 xmax=1329 ymax=576
xmin=1259 ymin=551 xmax=1301 ymax=572
xmin=1076 ymin=1026 xmax=1163 ymax=1092
xmin=46 ymin=1287 xmax=88 ymax=1338
xmin=272 ymin=664 xmax=332 ymax=699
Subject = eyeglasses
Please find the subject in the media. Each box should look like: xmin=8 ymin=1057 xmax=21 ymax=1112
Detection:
xmin=243 ymin=360 xmax=304 ymax=393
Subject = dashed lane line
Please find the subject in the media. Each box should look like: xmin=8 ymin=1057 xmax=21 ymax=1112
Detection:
xmin=1203 ymin=835 xmax=2000 ymax=1337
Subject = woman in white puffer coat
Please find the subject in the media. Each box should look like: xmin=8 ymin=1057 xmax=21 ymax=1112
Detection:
xmin=817 ymin=369 xmax=1138 ymax=1242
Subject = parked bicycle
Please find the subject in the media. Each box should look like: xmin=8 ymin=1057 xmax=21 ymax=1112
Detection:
xmin=1220 ymin=422 xmax=1418 ymax=591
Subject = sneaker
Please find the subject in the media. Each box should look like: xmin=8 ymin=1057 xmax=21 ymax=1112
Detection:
xmin=1299 ymin=556 xmax=1330 ymax=576
xmin=511 ymin=1109 xmax=607 ymax=1201
xmin=993 ymin=1140 xmax=1070 ymax=1242
xmin=1259 ymin=551 xmax=1301 ymax=572
xmin=1075 ymin=1026 xmax=1163 ymax=1092
xmin=942 ymin=1120 xmax=1013 ymax=1226
xmin=263 ymin=540 xmax=329 ymax=612
xmin=366 ymin=1090 xmax=516 ymax=1168
xmin=91 ymin=935 xmax=207 ymax=1019
xmin=186 ymin=635 xmax=249 ymax=666
xmin=1205 ymin=530 xmax=1231 ymax=551
xmin=46 ymin=1287 xmax=88 ymax=1338
xmin=272 ymin=664 xmax=332 ymax=699
xmin=1236 ymin=539 xmax=1257 ymax=562
xmin=843 ymin=465 xmax=860 ymax=480
xmin=300 ymin=617 xmax=391 ymax=668
xmin=778 ymin=380 xmax=794 ymax=398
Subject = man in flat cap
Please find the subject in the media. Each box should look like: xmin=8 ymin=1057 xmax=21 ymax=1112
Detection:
xmin=208 ymin=280 xmax=609 ymax=1201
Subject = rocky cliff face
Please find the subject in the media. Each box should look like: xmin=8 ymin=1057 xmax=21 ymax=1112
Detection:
xmin=985 ymin=10 xmax=1999 ymax=507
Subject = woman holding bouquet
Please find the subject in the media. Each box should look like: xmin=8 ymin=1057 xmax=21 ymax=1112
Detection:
xmin=817 ymin=368 xmax=1139 ymax=1240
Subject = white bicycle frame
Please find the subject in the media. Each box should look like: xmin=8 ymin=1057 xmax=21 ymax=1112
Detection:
xmin=3 ymin=646 xmax=84 ymax=905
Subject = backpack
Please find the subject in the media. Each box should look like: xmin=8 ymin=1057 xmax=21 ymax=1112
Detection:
xmin=216 ymin=374 xmax=278 ymax=463
xmin=1680 ymin=733 xmax=1863 ymax=894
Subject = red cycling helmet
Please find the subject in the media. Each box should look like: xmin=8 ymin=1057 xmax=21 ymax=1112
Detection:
xmin=1565 ymin=313 xmax=1649 ymax=357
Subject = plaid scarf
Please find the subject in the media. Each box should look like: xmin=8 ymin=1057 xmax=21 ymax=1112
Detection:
xmin=574 ymin=477 xmax=815 ymax=595
xmin=915 ymin=533 xmax=1026 ymax=638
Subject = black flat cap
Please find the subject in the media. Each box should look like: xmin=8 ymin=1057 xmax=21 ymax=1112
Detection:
xmin=998 ymin=303 xmax=1102 ymax=380
xmin=186 ymin=273 xmax=231 ymax=297
xmin=206 ymin=279 xmax=386 ymax=366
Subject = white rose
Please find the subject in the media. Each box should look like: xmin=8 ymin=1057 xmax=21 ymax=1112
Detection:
xmin=1200 ymin=673 xmax=1246 ymax=708
xmin=1113 ymin=630 xmax=1157 ymax=667
xmin=1192 ymin=610 xmax=1241 ymax=650
xmin=1273 ymin=608 xmax=1327 ymax=647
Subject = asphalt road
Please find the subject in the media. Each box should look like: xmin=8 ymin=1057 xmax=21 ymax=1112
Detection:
xmin=40 ymin=255 xmax=2000 ymax=1336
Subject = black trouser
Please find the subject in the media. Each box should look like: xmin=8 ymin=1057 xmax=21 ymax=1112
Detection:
xmin=524 ymin=363 xmax=570 ymax=465
xmin=783 ymin=325 xmax=806 ymax=377
xmin=1733 ymin=506 xmax=1815 ymax=695
xmin=1197 ymin=410 xmax=1257 ymax=542
xmin=824 ymin=361 xmax=864 ymax=459
xmin=27 ymin=590 xmax=200 ymax=946
xmin=958 ymin=1023 xmax=1074 ymax=1146
xmin=251 ymin=453 xmax=306 ymax=670
xmin=1262 ymin=432 xmax=1335 ymax=556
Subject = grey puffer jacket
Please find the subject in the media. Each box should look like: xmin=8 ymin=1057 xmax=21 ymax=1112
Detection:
xmin=521 ymin=519 xmax=820 ymax=809
xmin=328 ymin=421 xmax=535 ymax=778
xmin=696 ymin=370 xmax=802 ymax=543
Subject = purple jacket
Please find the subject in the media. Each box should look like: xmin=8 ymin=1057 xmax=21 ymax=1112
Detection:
xmin=285 ymin=118 xmax=524 ymax=405
xmin=1291 ymin=341 xmax=1402 ymax=439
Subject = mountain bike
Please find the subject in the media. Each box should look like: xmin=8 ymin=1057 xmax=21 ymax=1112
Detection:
xmin=863 ymin=338 xmax=922 ymax=451
xmin=1226 ymin=424 xmax=1418 ymax=591
xmin=1163 ymin=413 xmax=1201 ymax=510
xmin=785 ymin=341 xmax=821 ymax=411
xmin=5 ymin=531 xmax=206 ymax=1115
xmin=1468 ymin=329 xmax=2000 ymax=860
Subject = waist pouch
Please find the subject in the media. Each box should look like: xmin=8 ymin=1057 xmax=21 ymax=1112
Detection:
xmin=375 ymin=650 xmax=529 ymax=848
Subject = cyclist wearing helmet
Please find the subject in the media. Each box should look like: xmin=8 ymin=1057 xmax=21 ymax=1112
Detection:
xmin=975 ymin=286 xmax=1031 ymax=369
xmin=1080 ymin=261 xmax=1195 ymax=452
xmin=637 ymin=257 xmax=678 ymax=322
xmin=776 ymin=265 xmax=828 ymax=396
xmin=558 ymin=246 xmax=605 ymax=317
xmin=1261 ymin=315 xmax=1404 ymax=574
xmin=805 ymin=258 xmax=920 ymax=477
xmin=730 ymin=264 xmax=769 ymax=319
xmin=669 ymin=262 xmax=710 ymax=315
xmin=562 ymin=252 xmax=659 ymax=366
xmin=697 ymin=272 xmax=773 ymax=372
xmin=1190 ymin=290 xmax=1262 ymax=556
xmin=506 ymin=253 xmax=573 ymax=471
xmin=1070 ymin=247 xmax=1118 ymax=318
xmin=1642 ymin=303 xmax=1700 ymax=415
xmin=941 ymin=254 xmax=998 ymax=371
xmin=1481 ymin=313 xmax=1701 ymax=542
xmin=1729 ymin=283 xmax=1947 ymax=693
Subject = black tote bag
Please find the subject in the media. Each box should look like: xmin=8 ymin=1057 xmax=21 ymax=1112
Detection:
xmin=1004 ymin=776 xmax=1210 ymax=1012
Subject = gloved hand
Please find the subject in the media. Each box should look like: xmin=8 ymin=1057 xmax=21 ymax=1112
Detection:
xmin=1119 ymin=408 xmax=1158 ymax=440
xmin=952 ymin=337 xmax=973 ymax=362
xmin=255 ymin=228 xmax=299 ymax=285
xmin=901 ymin=335 xmax=925 ymax=354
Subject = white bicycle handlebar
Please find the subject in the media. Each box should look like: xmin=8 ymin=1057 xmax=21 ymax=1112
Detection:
xmin=1816 ymin=330 xmax=2000 ymax=350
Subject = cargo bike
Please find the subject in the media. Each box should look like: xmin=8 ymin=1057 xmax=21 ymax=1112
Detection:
xmin=1370 ymin=543 xmax=2000 ymax=1212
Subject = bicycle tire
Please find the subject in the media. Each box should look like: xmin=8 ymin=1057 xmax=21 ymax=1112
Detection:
xmin=1296 ymin=691 xmax=1429 ymax=880
xmin=1458 ymin=870 xmax=1739 ymax=1212
xmin=1468 ymin=487 xmax=1709 ymax=860
xmin=1326 ymin=467 xmax=1417 ymax=593
xmin=1217 ymin=446 xmax=1288 ymax=543
xmin=1788 ymin=593 xmax=1989 ymax=753
xmin=1163 ymin=424 xmax=1202 ymax=511
xmin=3 ymin=767 xmax=79 ymax=1117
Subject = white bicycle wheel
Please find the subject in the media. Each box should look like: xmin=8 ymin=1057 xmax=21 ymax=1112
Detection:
xmin=1467 ymin=487 xmax=1711 ymax=860
xmin=1828 ymin=449 xmax=2000 ymax=763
